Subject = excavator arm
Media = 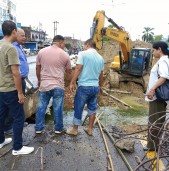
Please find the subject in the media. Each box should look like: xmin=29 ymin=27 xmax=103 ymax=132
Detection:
xmin=90 ymin=10 xmax=105 ymax=50
xmin=102 ymin=27 xmax=132 ymax=63
xmin=90 ymin=10 xmax=132 ymax=63
xmin=90 ymin=10 xmax=152 ymax=90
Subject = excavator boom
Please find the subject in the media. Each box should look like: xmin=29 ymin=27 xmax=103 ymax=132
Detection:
xmin=90 ymin=10 xmax=105 ymax=50
xmin=91 ymin=10 xmax=132 ymax=63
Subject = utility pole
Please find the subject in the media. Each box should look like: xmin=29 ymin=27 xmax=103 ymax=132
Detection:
xmin=53 ymin=21 xmax=59 ymax=37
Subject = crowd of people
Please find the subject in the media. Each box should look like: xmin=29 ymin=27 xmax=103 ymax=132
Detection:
xmin=0 ymin=20 xmax=104 ymax=156
xmin=0 ymin=19 xmax=169 ymax=157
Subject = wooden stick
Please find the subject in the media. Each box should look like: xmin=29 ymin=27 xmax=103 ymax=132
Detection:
xmin=82 ymin=114 xmax=88 ymax=126
xmin=96 ymin=116 xmax=115 ymax=171
xmin=35 ymin=147 xmax=44 ymax=171
xmin=103 ymin=88 xmax=131 ymax=94
xmin=93 ymin=111 xmax=104 ymax=126
xmin=82 ymin=111 xmax=104 ymax=126
xmin=103 ymin=91 xmax=133 ymax=108
xmin=102 ymin=124 xmax=134 ymax=171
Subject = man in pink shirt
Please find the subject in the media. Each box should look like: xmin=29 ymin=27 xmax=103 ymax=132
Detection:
xmin=35 ymin=35 xmax=72 ymax=134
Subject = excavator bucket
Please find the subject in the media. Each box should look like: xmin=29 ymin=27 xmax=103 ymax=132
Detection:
xmin=24 ymin=78 xmax=38 ymax=118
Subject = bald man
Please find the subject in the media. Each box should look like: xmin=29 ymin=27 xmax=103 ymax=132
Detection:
xmin=13 ymin=28 xmax=29 ymax=93
xmin=4 ymin=28 xmax=29 ymax=135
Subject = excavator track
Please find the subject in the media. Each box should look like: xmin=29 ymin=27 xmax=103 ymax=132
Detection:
xmin=109 ymin=70 xmax=120 ymax=88
xmin=109 ymin=70 xmax=150 ymax=92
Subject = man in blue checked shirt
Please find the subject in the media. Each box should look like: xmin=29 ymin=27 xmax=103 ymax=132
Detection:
xmin=4 ymin=28 xmax=29 ymax=135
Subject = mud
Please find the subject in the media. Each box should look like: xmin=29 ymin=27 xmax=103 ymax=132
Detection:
xmin=0 ymin=125 xmax=134 ymax=171
xmin=64 ymin=40 xmax=151 ymax=110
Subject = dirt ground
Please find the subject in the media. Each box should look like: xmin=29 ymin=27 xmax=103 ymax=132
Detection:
xmin=64 ymin=40 xmax=151 ymax=109
xmin=63 ymin=40 xmax=152 ymax=134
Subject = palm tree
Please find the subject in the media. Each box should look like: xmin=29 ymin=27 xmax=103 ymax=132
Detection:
xmin=142 ymin=27 xmax=154 ymax=43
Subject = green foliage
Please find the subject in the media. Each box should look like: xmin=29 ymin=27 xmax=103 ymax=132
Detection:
xmin=102 ymin=36 xmax=110 ymax=42
xmin=142 ymin=27 xmax=154 ymax=43
xmin=154 ymin=35 xmax=163 ymax=42
xmin=108 ymin=24 xmax=113 ymax=28
xmin=65 ymin=43 xmax=71 ymax=50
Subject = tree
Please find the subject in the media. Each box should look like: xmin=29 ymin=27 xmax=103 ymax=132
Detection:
xmin=102 ymin=24 xmax=114 ymax=42
xmin=154 ymin=35 xmax=163 ymax=42
xmin=142 ymin=27 xmax=154 ymax=43
xmin=65 ymin=43 xmax=71 ymax=50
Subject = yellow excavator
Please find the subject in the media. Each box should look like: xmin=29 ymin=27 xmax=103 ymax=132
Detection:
xmin=90 ymin=10 xmax=152 ymax=90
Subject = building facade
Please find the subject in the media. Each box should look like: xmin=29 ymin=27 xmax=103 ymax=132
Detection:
xmin=0 ymin=0 xmax=16 ymax=38
xmin=21 ymin=26 xmax=46 ymax=50
xmin=21 ymin=26 xmax=46 ymax=43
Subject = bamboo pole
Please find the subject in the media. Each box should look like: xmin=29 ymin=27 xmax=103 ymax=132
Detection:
xmin=101 ymin=123 xmax=134 ymax=171
xmin=103 ymin=91 xmax=133 ymax=108
xmin=96 ymin=116 xmax=115 ymax=171
xmin=103 ymin=88 xmax=131 ymax=94
xmin=82 ymin=114 xmax=88 ymax=126
xmin=93 ymin=111 xmax=104 ymax=126
xmin=82 ymin=111 xmax=104 ymax=126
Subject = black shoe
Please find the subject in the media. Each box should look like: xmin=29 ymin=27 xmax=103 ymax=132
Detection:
xmin=143 ymin=146 xmax=156 ymax=151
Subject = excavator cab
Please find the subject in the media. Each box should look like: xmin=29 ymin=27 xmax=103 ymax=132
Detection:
xmin=129 ymin=48 xmax=152 ymax=76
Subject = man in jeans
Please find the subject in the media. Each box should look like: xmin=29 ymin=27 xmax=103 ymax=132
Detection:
xmin=0 ymin=20 xmax=34 ymax=155
xmin=4 ymin=28 xmax=29 ymax=135
xmin=35 ymin=35 xmax=72 ymax=134
xmin=67 ymin=39 xmax=104 ymax=136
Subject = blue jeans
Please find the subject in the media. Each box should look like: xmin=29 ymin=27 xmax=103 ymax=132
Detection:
xmin=4 ymin=79 xmax=26 ymax=131
xmin=73 ymin=86 xmax=100 ymax=125
xmin=4 ymin=111 xmax=13 ymax=131
xmin=0 ymin=90 xmax=25 ymax=150
xmin=35 ymin=88 xmax=64 ymax=131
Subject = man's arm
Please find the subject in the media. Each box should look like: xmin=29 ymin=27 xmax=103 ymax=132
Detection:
xmin=65 ymin=69 xmax=72 ymax=81
xmin=69 ymin=64 xmax=83 ymax=92
xmin=36 ymin=64 xmax=41 ymax=87
xmin=11 ymin=65 xmax=26 ymax=103
xmin=99 ymin=71 xmax=104 ymax=94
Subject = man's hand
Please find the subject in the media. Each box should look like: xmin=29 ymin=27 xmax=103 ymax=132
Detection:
xmin=70 ymin=82 xmax=76 ymax=93
xmin=100 ymin=87 xmax=103 ymax=95
xmin=18 ymin=93 xmax=26 ymax=104
xmin=38 ymin=81 xmax=41 ymax=88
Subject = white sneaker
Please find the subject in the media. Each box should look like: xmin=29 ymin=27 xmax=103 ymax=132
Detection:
xmin=0 ymin=138 xmax=12 ymax=148
xmin=12 ymin=146 xmax=34 ymax=156
xmin=36 ymin=130 xmax=42 ymax=134
xmin=55 ymin=128 xmax=67 ymax=134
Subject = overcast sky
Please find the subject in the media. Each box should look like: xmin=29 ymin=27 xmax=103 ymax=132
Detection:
xmin=14 ymin=0 xmax=169 ymax=41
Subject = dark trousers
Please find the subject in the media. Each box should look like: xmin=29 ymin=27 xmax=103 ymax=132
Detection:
xmin=4 ymin=79 xmax=26 ymax=131
xmin=0 ymin=90 xmax=25 ymax=150
xmin=147 ymin=99 xmax=167 ymax=149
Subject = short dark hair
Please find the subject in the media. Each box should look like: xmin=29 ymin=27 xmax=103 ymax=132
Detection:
xmin=84 ymin=38 xmax=96 ymax=49
xmin=2 ymin=20 xmax=17 ymax=36
xmin=53 ymin=35 xmax=64 ymax=43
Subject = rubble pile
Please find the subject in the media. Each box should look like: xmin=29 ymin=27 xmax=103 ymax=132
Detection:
xmin=64 ymin=40 xmax=152 ymax=109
